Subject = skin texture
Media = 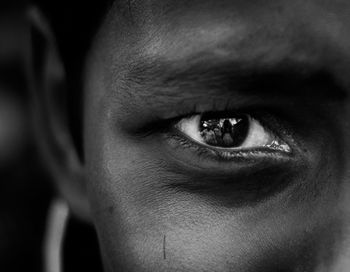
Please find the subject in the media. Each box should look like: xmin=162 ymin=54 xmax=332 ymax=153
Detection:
xmin=36 ymin=0 xmax=350 ymax=271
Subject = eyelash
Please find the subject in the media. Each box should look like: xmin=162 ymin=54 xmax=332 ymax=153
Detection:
xmin=163 ymin=110 xmax=295 ymax=163
xmin=165 ymin=132 xmax=288 ymax=162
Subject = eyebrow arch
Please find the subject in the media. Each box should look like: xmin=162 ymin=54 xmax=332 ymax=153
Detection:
xmin=123 ymin=57 xmax=348 ymax=102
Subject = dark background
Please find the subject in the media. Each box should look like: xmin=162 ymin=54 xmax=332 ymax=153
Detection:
xmin=0 ymin=2 xmax=104 ymax=271
xmin=0 ymin=2 xmax=54 ymax=271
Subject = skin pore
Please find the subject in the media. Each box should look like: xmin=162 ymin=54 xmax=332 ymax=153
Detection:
xmin=36 ymin=0 xmax=350 ymax=271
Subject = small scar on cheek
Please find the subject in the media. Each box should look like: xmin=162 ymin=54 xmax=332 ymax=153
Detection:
xmin=163 ymin=235 xmax=166 ymax=260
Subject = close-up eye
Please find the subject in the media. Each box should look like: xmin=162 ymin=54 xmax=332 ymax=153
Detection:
xmin=174 ymin=113 xmax=291 ymax=154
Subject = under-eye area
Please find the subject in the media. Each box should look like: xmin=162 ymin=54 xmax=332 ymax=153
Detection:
xmin=162 ymin=160 xmax=303 ymax=207
xmin=139 ymin=108 xmax=310 ymax=206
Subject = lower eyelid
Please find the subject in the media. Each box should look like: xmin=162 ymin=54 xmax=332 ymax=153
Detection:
xmin=165 ymin=130 xmax=294 ymax=165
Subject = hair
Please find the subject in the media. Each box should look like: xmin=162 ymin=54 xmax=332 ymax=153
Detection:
xmin=32 ymin=1 xmax=114 ymax=157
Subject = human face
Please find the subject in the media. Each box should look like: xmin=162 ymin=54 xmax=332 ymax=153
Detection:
xmin=83 ymin=0 xmax=350 ymax=271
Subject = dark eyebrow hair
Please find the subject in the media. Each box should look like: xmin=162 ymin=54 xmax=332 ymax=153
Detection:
xmin=122 ymin=56 xmax=348 ymax=103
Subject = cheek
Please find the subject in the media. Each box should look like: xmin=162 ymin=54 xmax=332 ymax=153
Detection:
xmin=84 ymin=128 xmax=343 ymax=272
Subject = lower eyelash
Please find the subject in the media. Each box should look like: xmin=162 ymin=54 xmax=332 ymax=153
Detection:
xmin=165 ymin=131 xmax=292 ymax=163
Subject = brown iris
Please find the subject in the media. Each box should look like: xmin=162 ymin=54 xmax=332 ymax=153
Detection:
xmin=199 ymin=115 xmax=250 ymax=148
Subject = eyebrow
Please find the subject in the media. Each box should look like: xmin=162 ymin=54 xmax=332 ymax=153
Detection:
xmin=122 ymin=54 xmax=348 ymax=103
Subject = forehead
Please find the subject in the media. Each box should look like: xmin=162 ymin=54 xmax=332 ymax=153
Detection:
xmin=109 ymin=0 xmax=350 ymax=52
xmin=99 ymin=0 xmax=350 ymax=75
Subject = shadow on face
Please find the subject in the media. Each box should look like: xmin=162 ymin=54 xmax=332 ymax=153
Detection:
xmin=30 ymin=0 xmax=350 ymax=271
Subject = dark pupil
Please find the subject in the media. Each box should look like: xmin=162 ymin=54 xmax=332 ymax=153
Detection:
xmin=199 ymin=116 xmax=249 ymax=147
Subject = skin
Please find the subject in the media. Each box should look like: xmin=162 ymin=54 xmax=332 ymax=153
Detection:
xmin=35 ymin=0 xmax=350 ymax=271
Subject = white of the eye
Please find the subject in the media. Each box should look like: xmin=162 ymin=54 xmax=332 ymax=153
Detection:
xmin=240 ymin=117 xmax=272 ymax=148
xmin=176 ymin=115 xmax=202 ymax=142
xmin=177 ymin=115 xmax=290 ymax=152
xmin=177 ymin=115 xmax=271 ymax=148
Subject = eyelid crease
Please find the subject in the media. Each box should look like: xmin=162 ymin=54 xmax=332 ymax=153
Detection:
xmin=126 ymin=104 xmax=253 ymax=138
